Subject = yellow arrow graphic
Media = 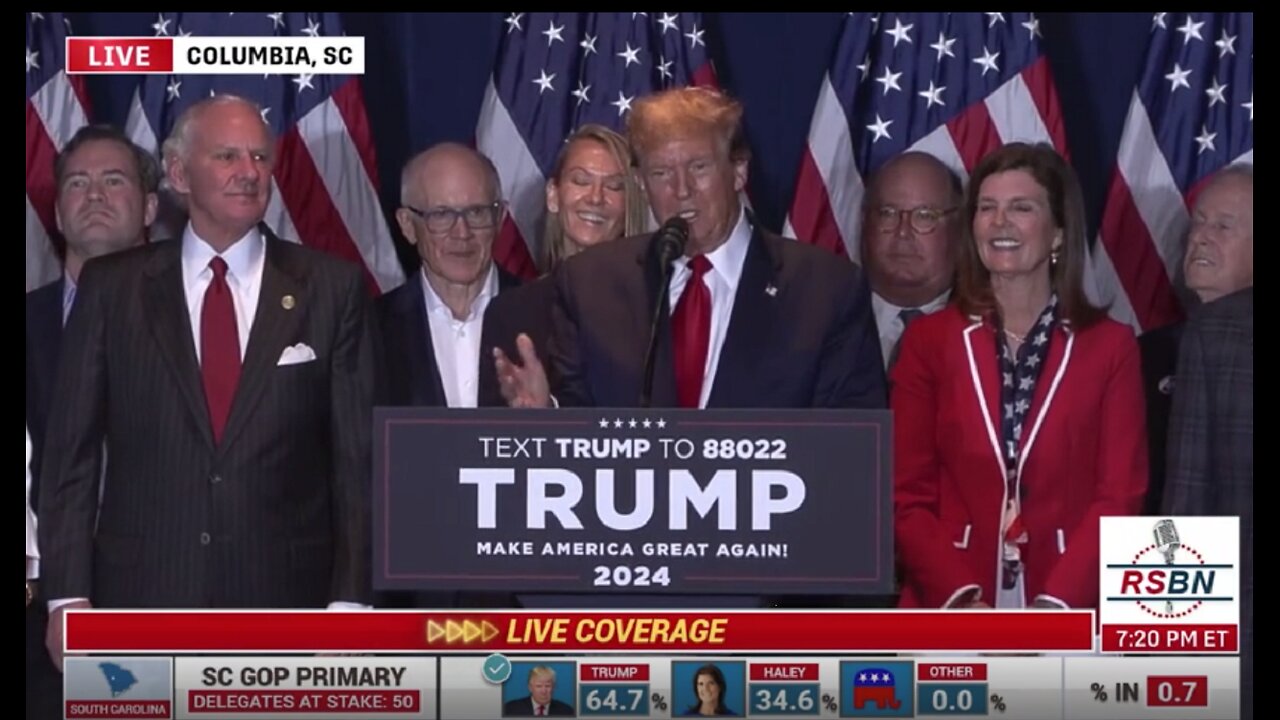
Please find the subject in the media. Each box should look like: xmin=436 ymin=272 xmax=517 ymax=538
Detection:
xmin=426 ymin=620 xmax=444 ymax=643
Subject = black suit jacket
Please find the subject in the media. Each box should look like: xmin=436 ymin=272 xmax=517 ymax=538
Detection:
xmin=1138 ymin=321 xmax=1183 ymax=513
xmin=547 ymin=223 xmax=886 ymax=409
xmin=377 ymin=266 xmax=523 ymax=408
xmin=1163 ymin=286 xmax=1252 ymax=719
xmin=25 ymin=276 xmax=65 ymax=507
xmin=478 ymin=275 xmax=555 ymax=408
xmin=502 ymin=697 xmax=575 ymax=717
xmin=38 ymin=229 xmax=378 ymax=608
xmin=25 ymin=278 xmax=64 ymax=720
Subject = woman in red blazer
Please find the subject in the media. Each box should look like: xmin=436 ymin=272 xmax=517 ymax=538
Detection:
xmin=892 ymin=143 xmax=1148 ymax=610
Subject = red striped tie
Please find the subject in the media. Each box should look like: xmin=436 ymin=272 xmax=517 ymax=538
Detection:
xmin=201 ymin=257 xmax=241 ymax=444
xmin=672 ymin=255 xmax=712 ymax=409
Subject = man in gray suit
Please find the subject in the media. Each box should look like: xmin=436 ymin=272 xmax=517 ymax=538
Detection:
xmin=39 ymin=95 xmax=377 ymax=668
xmin=1163 ymin=287 xmax=1252 ymax=719
xmin=1143 ymin=165 xmax=1253 ymax=511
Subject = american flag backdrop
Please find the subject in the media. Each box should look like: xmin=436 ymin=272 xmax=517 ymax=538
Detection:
xmin=1087 ymin=12 xmax=1253 ymax=333
xmin=26 ymin=12 xmax=91 ymax=291
xmin=476 ymin=12 xmax=718 ymax=279
xmin=118 ymin=12 xmax=404 ymax=295
xmin=785 ymin=12 xmax=1068 ymax=260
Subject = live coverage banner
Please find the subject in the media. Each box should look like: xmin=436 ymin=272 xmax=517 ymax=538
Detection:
xmin=373 ymin=408 xmax=892 ymax=595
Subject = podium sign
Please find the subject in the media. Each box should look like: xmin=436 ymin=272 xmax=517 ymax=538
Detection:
xmin=374 ymin=408 xmax=892 ymax=595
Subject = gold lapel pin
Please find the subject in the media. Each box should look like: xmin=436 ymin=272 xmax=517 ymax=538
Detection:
xmin=281 ymin=294 xmax=296 ymax=310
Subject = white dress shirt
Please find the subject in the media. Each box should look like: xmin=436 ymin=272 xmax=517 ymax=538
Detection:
xmin=667 ymin=208 xmax=752 ymax=409
xmin=420 ymin=265 xmax=499 ymax=408
xmin=26 ymin=425 xmax=39 ymax=581
xmin=182 ymin=225 xmax=266 ymax=362
xmin=871 ymin=289 xmax=951 ymax=368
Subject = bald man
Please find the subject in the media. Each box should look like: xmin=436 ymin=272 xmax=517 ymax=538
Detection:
xmin=860 ymin=151 xmax=963 ymax=370
xmin=379 ymin=143 xmax=523 ymax=411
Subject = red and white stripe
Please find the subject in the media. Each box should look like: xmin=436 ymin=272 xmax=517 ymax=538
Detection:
xmin=26 ymin=68 xmax=90 ymax=291
xmin=124 ymin=81 xmax=404 ymax=294
xmin=785 ymin=58 xmax=1069 ymax=263
xmin=1088 ymin=92 xmax=1253 ymax=333
xmin=475 ymin=78 xmax=542 ymax=280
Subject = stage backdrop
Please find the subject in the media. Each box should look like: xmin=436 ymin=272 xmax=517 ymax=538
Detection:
xmin=27 ymin=12 xmax=1252 ymax=334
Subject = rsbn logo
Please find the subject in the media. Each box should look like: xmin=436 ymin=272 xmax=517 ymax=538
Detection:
xmin=1110 ymin=518 xmax=1233 ymax=619
xmin=1100 ymin=512 xmax=1239 ymax=620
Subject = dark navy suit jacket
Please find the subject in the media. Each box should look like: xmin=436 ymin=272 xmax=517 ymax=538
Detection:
xmin=546 ymin=222 xmax=887 ymax=410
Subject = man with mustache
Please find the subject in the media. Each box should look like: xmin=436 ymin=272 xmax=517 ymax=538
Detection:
xmin=38 ymin=95 xmax=378 ymax=668
xmin=1139 ymin=164 xmax=1254 ymax=512
xmin=26 ymin=124 xmax=158 ymax=720
xmin=496 ymin=87 xmax=885 ymax=411
xmin=860 ymin=151 xmax=962 ymax=371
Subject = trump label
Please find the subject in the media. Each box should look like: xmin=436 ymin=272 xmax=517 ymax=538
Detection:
xmin=1099 ymin=516 xmax=1240 ymax=652
xmin=172 ymin=657 xmax=436 ymax=719
xmin=64 ymin=656 xmax=174 ymax=719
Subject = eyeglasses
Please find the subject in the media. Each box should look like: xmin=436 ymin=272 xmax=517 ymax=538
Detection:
xmin=404 ymin=202 xmax=502 ymax=234
xmin=872 ymin=205 xmax=958 ymax=234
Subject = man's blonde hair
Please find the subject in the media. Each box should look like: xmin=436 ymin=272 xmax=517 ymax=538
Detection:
xmin=626 ymin=87 xmax=749 ymax=164
xmin=528 ymin=665 xmax=557 ymax=683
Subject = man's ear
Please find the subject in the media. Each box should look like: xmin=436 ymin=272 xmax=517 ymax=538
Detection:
xmin=165 ymin=154 xmax=190 ymax=195
xmin=732 ymin=156 xmax=749 ymax=194
xmin=143 ymin=192 xmax=159 ymax=228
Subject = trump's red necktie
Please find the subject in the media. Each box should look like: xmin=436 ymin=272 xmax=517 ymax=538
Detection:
xmin=672 ymin=255 xmax=712 ymax=409
xmin=201 ymin=257 xmax=241 ymax=444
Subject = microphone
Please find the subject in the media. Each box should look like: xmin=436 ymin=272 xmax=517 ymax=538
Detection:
xmin=1153 ymin=519 xmax=1181 ymax=614
xmin=641 ymin=217 xmax=691 ymax=408
xmin=652 ymin=215 xmax=690 ymax=267
xmin=1153 ymin=519 xmax=1180 ymax=565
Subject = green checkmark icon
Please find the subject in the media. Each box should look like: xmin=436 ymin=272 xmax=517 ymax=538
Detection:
xmin=483 ymin=653 xmax=512 ymax=684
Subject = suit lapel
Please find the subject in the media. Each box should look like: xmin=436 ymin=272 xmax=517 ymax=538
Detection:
xmin=708 ymin=228 xmax=778 ymax=407
xmin=962 ymin=319 xmax=1008 ymax=484
xmin=399 ymin=271 xmax=447 ymax=406
xmin=476 ymin=269 xmax=524 ymax=406
xmin=217 ymin=236 xmax=306 ymax=453
xmin=142 ymin=241 xmax=214 ymax=449
xmin=639 ymin=243 xmax=678 ymax=407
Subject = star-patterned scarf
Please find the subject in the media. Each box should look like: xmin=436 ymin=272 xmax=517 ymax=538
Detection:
xmin=994 ymin=294 xmax=1059 ymax=592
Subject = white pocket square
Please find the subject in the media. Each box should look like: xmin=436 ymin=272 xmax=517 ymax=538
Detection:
xmin=277 ymin=343 xmax=317 ymax=366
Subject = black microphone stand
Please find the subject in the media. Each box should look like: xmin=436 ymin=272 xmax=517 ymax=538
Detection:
xmin=640 ymin=255 xmax=677 ymax=409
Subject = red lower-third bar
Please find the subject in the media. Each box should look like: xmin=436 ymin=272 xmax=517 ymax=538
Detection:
xmin=66 ymin=609 xmax=1095 ymax=653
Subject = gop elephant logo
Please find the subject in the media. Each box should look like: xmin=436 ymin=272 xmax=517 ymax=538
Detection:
xmin=852 ymin=667 xmax=902 ymax=710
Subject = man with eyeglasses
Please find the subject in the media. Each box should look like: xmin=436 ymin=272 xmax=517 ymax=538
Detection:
xmin=378 ymin=143 xmax=523 ymax=609
xmin=380 ymin=143 xmax=523 ymax=412
xmin=860 ymin=152 xmax=962 ymax=369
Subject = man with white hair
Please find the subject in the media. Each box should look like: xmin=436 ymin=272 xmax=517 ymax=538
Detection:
xmin=39 ymin=95 xmax=378 ymax=669
xmin=1140 ymin=163 xmax=1253 ymax=512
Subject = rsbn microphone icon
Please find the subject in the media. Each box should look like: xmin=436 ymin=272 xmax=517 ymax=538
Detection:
xmin=1153 ymin=519 xmax=1181 ymax=614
